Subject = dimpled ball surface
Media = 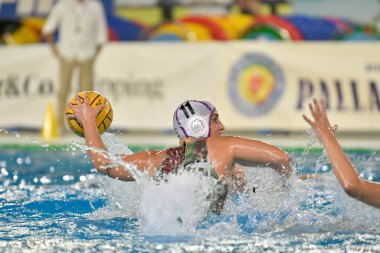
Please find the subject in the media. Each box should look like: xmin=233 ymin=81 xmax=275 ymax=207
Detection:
xmin=65 ymin=91 xmax=113 ymax=137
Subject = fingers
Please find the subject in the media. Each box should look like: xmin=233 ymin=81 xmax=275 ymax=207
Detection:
xmin=95 ymin=103 xmax=105 ymax=113
xmin=69 ymin=102 xmax=81 ymax=111
xmin=67 ymin=114 xmax=77 ymax=119
xmin=308 ymin=98 xmax=328 ymax=119
xmin=74 ymin=92 xmax=89 ymax=106
xmin=308 ymin=101 xmax=317 ymax=119
xmin=84 ymin=91 xmax=89 ymax=105
xmin=302 ymin=114 xmax=313 ymax=126
xmin=312 ymin=98 xmax=321 ymax=115
xmin=319 ymin=98 xmax=328 ymax=116
xmin=319 ymin=98 xmax=325 ymax=109
xmin=305 ymin=98 xmax=326 ymax=124
xmin=75 ymin=94 xmax=81 ymax=105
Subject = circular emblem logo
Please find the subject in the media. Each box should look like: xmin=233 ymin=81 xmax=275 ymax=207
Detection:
xmin=229 ymin=53 xmax=285 ymax=116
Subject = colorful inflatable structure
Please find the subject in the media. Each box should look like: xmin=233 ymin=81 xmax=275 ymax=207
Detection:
xmin=0 ymin=0 xmax=379 ymax=44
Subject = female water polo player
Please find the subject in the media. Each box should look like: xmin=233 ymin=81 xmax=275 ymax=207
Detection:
xmin=303 ymin=98 xmax=380 ymax=208
xmin=70 ymin=92 xmax=293 ymax=214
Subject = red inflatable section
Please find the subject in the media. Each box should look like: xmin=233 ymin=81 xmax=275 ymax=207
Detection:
xmin=253 ymin=15 xmax=304 ymax=41
xmin=179 ymin=15 xmax=230 ymax=40
xmin=108 ymin=27 xmax=119 ymax=41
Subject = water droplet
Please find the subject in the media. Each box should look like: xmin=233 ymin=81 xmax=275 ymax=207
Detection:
xmin=16 ymin=158 xmax=23 ymax=165
xmin=63 ymin=175 xmax=74 ymax=181
xmin=1 ymin=168 xmax=8 ymax=176
xmin=19 ymin=179 xmax=26 ymax=188
xmin=25 ymin=156 xmax=32 ymax=164
xmin=40 ymin=176 xmax=52 ymax=184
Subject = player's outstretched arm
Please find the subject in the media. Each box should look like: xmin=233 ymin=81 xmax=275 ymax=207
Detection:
xmin=303 ymin=98 xmax=380 ymax=208
xmin=68 ymin=92 xmax=130 ymax=180
xmin=211 ymin=136 xmax=293 ymax=177
xmin=69 ymin=92 xmax=160 ymax=181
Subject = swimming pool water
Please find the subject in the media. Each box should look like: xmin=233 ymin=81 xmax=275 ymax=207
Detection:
xmin=0 ymin=136 xmax=379 ymax=252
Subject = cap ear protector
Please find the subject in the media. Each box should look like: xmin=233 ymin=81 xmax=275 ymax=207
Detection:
xmin=187 ymin=115 xmax=208 ymax=137
xmin=173 ymin=100 xmax=215 ymax=139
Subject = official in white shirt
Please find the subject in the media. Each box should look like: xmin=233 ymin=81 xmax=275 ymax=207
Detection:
xmin=42 ymin=0 xmax=108 ymax=135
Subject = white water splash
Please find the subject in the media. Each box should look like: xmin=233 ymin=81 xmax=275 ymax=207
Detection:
xmin=85 ymin=137 xmax=220 ymax=235
xmin=139 ymin=171 xmax=217 ymax=235
xmin=71 ymin=133 xmax=144 ymax=182
xmin=101 ymin=132 xmax=133 ymax=155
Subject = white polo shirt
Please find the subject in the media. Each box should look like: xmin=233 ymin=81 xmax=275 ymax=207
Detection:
xmin=42 ymin=0 xmax=108 ymax=61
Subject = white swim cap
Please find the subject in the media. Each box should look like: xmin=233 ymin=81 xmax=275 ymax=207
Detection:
xmin=173 ymin=100 xmax=216 ymax=139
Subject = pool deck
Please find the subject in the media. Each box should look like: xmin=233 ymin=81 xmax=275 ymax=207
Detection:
xmin=0 ymin=129 xmax=378 ymax=150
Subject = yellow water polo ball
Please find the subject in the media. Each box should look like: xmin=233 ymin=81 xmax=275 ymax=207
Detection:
xmin=65 ymin=91 xmax=113 ymax=137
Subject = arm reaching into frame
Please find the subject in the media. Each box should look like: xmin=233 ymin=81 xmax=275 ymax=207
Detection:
xmin=303 ymin=98 xmax=380 ymax=208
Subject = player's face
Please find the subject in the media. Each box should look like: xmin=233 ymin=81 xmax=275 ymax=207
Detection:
xmin=209 ymin=110 xmax=225 ymax=137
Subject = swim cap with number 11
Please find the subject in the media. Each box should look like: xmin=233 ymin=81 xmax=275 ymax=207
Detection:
xmin=173 ymin=100 xmax=216 ymax=139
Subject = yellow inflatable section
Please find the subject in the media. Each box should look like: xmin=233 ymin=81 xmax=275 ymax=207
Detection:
xmin=226 ymin=14 xmax=254 ymax=38
xmin=3 ymin=18 xmax=45 ymax=45
xmin=209 ymin=15 xmax=252 ymax=40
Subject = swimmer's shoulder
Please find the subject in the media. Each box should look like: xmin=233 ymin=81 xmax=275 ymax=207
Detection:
xmin=207 ymin=135 xmax=240 ymax=144
xmin=206 ymin=136 xmax=238 ymax=149
xmin=206 ymin=135 xmax=264 ymax=150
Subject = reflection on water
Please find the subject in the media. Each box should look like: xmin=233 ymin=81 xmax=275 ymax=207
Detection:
xmin=0 ymin=132 xmax=379 ymax=252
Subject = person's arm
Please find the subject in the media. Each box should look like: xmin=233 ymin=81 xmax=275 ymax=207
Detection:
xmin=69 ymin=92 xmax=162 ymax=181
xmin=303 ymin=98 xmax=380 ymax=208
xmin=43 ymin=32 xmax=59 ymax=57
xmin=94 ymin=2 xmax=108 ymax=57
xmin=209 ymin=136 xmax=293 ymax=177
xmin=41 ymin=2 xmax=61 ymax=57
xmin=233 ymin=137 xmax=292 ymax=176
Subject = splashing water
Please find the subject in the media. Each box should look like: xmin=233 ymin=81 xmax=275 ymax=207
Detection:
xmin=78 ymin=133 xmax=380 ymax=237
xmin=72 ymin=133 xmax=144 ymax=182
xmin=80 ymin=133 xmax=219 ymax=235
xmin=0 ymin=130 xmax=379 ymax=252
xmin=139 ymin=171 xmax=217 ymax=235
